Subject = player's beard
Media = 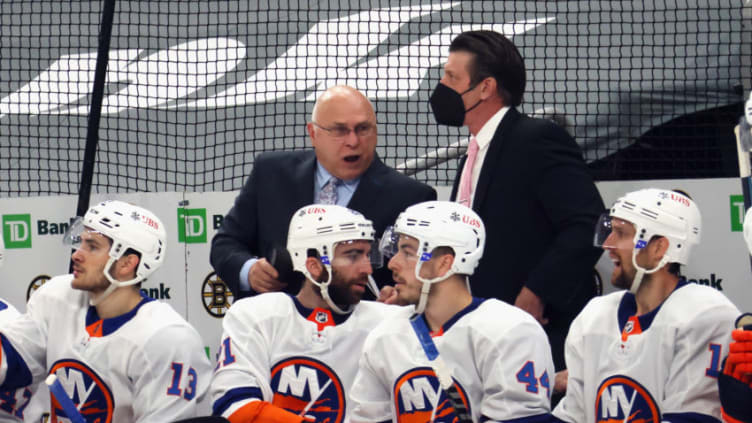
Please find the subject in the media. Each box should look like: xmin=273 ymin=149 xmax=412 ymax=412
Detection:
xmin=611 ymin=269 xmax=633 ymax=290
xmin=327 ymin=268 xmax=367 ymax=306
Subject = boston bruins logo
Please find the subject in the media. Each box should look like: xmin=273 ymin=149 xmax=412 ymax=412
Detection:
xmin=201 ymin=272 xmax=234 ymax=317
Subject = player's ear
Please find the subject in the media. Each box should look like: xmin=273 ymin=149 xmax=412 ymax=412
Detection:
xmin=112 ymin=253 xmax=139 ymax=279
xmin=647 ymin=236 xmax=670 ymax=266
xmin=305 ymin=256 xmax=325 ymax=281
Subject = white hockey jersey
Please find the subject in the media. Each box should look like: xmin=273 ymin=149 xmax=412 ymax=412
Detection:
xmin=349 ymin=297 xmax=555 ymax=423
xmin=0 ymin=298 xmax=27 ymax=422
xmin=553 ymin=281 xmax=739 ymax=422
xmin=0 ymin=275 xmax=213 ymax=423
xmin=210 ymin=292 xmax=401 ymax=423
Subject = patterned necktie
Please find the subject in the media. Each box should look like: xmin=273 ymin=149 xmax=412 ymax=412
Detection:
xmin=457 ymin=136 xmax=479 ymax=207
xmin=319 ymin=177 xmax=341 ymax=205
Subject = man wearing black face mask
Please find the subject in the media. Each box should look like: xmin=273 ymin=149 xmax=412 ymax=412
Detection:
xmin=430 ymin=30 xmax=605 ymax=398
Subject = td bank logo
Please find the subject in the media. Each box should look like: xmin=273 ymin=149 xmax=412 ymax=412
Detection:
xmin=178 ymin=208 xmax=207 ymax=243
xmin=3 ymin=214 xmax=32 ymax=248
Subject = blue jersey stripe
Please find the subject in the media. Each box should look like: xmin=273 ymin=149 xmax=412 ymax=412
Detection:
xmin=212 ymin=386 xmax=263 ymax=417
xmin=0 ymin=335 xmax=32 ymax=390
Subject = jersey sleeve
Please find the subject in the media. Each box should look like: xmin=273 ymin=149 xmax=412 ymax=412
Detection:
xmin=0 ymin=288 xmax=52 ymax=391
xmin=662 ymin=301 xmax=739 ymax=419
xmin=349 ymin=333 xmax=392 ymax=423
xmin=131 ymin=323 xmax=213 ymax=423
xmin=478 ymin=317 xmax=555 ymax=421
xmin=550 ymin=308 xmax=586 ymax=423
xmin=210 ymin=303 xmax=274 ymax=419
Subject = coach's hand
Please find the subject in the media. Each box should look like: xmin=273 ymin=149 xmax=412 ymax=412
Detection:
xmin=249 ymin=258 xmax=287 ymax=293
xmin=514 ymin=286 xmax=549 ymax=325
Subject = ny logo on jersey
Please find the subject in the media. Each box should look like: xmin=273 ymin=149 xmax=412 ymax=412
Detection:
xmin=48 ymin=359 xmax=114 ymax=423
xmin=393 ymin=367 xmax=471 ymax=423
xmin=595 ymin=375 xmax=659 ymax=423
xmin=270 ymin=357 xmax=345 ymax=423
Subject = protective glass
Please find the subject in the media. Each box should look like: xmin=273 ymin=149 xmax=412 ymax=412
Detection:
xmin=62 ymin=217 xmax=85 ymax=247
xmin=593 ymin=213 xmax=638 ymax=250
xmin=379 ymin=228 xmax=425 ymax=263
xmin=378 ymin=226 xmax=400 ymax=258
xmin=329 ymin=239 xmax=382 ymax=269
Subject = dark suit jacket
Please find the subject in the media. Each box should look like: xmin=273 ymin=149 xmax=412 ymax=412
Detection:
xmin=211 ymin=150 xmax=437 ymax=299
xmin=451 ymin=108 xmax=605 ymax=369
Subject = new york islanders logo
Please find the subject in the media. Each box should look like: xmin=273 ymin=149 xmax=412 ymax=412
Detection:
xmin=393 ymin=367 xmax=471 ymax=423
xmin=595 ymin=375 xmax=660 ymax=422
xmin=48 ymin=359 xmax=114 ymax=423
xmin=270 ymin=356 xmax=345 ymax=422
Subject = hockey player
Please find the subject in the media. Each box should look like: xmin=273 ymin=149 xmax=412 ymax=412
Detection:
xmin=210 ymin=204 xmax=399 ymax=423
xmin=0 ymin=236 xmax=40 ymax=422
xmin=0 ymin=200 xmax=212 ymax=422
xmin=553 ymin=188 xmax=739 ymax=422
xmin=349 ymin=200 xmax=556 ymax=422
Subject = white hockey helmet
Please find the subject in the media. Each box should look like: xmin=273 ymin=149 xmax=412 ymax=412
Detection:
xmin=380 ymin=201 xmax=485 ymax=313
xmin=594 ymin=188 xmax=701 ymax=293
xmin=287 ymin=204 xmax=378 ymax=314
xmin=745 ymin=90 xmax=752 ymax=126
xmin=66 ymin=200 xmax=166 ymax=289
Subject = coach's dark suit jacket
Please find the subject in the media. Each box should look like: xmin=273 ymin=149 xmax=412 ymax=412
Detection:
xmin=451 ymin=108 xmax=605 ymax=370
xmin=211 ymin=150 xmax=437 ymax=299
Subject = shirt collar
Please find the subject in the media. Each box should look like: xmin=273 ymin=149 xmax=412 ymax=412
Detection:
xmin=85 ymin=292 xmax=155 ymax=337
xmin=617 ymin=279 xmax=690 ymax=334
xmin=474 ymin=106 xmax=509 ymax=151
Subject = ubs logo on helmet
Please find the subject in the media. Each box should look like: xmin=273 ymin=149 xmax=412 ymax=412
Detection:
xmin=270 ymin=356 xmax=345 ymax=423
xmin=48 ymin=359 xmax=114 ymax=423
xmin=392 ymin=367 xmax=471 ymax=423
xmin=595 ymin=375 xmax=659 ymax=422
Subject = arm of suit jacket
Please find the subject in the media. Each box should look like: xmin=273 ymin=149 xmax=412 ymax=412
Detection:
xmin=524 ymin=123 xmax=605 ymax=310
xmin=210 ymin=164 xmax=262 ymax=297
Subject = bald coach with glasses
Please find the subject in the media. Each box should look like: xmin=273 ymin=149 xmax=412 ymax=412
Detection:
xmin=211 ymin=85 xmax=436 ymax=299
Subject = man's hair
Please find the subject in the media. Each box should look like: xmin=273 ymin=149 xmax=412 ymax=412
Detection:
xmin=449 ymin=30 xmax=526 ymax=107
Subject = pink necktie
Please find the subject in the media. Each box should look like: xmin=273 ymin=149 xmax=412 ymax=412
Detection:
xmin=457 ymin=136 xmax=479 ymax=207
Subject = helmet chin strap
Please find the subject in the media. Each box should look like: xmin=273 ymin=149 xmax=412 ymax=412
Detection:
xmin=413 ymin=261 xmax=453 ymax=315
xmin=89 ymin=257 xmax=144 ymax=306
xmin=307 ymin=265 xmax=353 ymax=315
xmin=629 ymin=250 xmax=668 ymax=294
xmin=89 ymin=282 xmax=118 ymax=306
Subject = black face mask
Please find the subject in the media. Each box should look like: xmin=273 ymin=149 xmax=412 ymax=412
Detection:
xmin=429 ymin=82 xmax=482 ymax=127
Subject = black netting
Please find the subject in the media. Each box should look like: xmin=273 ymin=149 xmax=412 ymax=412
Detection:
xmin=0 ymin=0 xmax=748 ymax=197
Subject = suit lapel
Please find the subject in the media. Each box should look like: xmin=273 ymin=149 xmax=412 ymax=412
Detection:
xmin=473 ymin=108 xmax=520 ymax=211
xmin=449 ymin=155 xmax=466 ymax=201
xmin=292 ymin=151 xmax=316 ymax=207
xmin=348 ymin=155 xmax=387 ymax=211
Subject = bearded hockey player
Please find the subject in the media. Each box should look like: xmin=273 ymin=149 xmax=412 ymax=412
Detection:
xmin=349 ymin=201 xmax=556 ymax=422
xmin=210 ymin=204 xmax=400 ymax=423
xmin=0 ymin=200 xmax=212 ymax=422
xmin=553 ymin=188 xmax=739 ymax=422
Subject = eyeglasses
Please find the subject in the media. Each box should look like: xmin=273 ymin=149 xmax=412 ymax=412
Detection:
xmin=312 ymin=122 xmax=376 ymax=138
